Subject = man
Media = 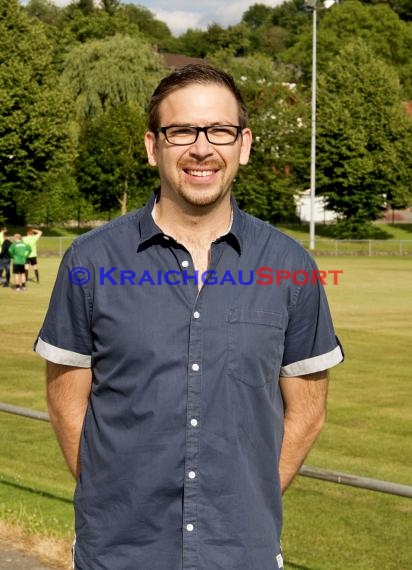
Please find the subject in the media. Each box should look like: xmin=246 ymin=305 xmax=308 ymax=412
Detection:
xmin=9 ymin=234 xmax=31 ymax=291
xmin=0 ymin=227 xmax=6 ymax=247
xmin=23 ymin=227 xmax=42 ymax=283
xmin=0 ymin=227 xmax=7 ymax=283
xmin=35 ymin=64 xmax=343 ymax=570
xmin=0 ymin=230 xmax=12 ymax=287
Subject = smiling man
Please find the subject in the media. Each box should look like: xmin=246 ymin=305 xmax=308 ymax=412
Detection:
xmin=35 ymin=65 xmax=343 ymax=570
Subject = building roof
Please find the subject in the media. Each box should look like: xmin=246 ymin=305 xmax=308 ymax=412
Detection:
xmin=161 ymin=53 xmax=206 ymax=69
xmin=404 ymin=101 xmax=412 ymax=117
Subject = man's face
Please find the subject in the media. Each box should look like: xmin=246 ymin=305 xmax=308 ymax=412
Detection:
xmin=145 ymin=83 xmax=252 ymax=210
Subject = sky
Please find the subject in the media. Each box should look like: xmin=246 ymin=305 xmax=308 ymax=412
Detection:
xmin=135 ymin=0 xmax=285 ymax=36
xmin=43 ymin=1 xmax=286 ymax=36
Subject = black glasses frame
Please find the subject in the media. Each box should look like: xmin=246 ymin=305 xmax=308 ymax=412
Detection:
xmin=156 ymin=125 xmax=242 ymax=146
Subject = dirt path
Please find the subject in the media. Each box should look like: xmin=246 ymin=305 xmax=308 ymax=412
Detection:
xmin=0 ymin=538 xmax=58 ymax=569
xmin=0 ymin=524 xmax=71 ymax=570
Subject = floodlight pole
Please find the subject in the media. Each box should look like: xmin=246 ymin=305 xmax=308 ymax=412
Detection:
xmin=309 ymin=3 xmax=317 ymax=252
xmin=306 ymin=0 xmax=336 ymax=251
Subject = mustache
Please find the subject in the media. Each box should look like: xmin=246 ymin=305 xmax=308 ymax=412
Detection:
xmin=178 ymin=160 xmax=223 ymax=170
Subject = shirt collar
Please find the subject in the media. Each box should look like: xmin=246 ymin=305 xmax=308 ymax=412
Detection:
xmin=138 ymin=191 xmax=163 ymax=247
xmin=137 ymin=190 xmax=243 ymax=254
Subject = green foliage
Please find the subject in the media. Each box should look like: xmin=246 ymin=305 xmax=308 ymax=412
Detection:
xmin=4 ymin=0 xmax=410 ymax=231
xmin=283 ymin=1 xmax=412 ymax=96
xmin=270 ymin=0 xmax=309 ymax=39
xmin=360 ymin=0 xmax=412 ymax=21
xmin=0 ymin=0 xmax=75 ymax=223
xmin=62 ymin=33 xmax=166 ymax=120
xmin=43 ymin=1 xmax=172 ymax=46
xmin=242 ymin=0 xmax=309 ymax=51
xmin=61 ymin=5 xmax=120 ymax=42
xmin=316 ymin=40 xmax=412 ymax=236
xmin=60 ymin=32 xmax=166 ymax=214
xmin=76 ymin=0 xmax=95 ymax=17
xmin=25 ymin=168 xmax=96 ymax=226
xmin=75 ymin=104 xmax=158 ymax=213
xmin=242 ymin=3 xmax=273 ymax=29
xmin=25 ymin=0 xmax=62 ymax=26
xmin=178 ymin=23 xmax=252 ymax=58
xmin=117 ymin=3 xmax=172 ymax=44
xmin=100 ymin=0 xmax=120 ymax=16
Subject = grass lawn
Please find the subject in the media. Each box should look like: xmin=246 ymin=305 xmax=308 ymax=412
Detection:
xmin=0 ymin=255 xmax=411 ymax=569
xmin=277 ymin=222 xmax=412 ymax=256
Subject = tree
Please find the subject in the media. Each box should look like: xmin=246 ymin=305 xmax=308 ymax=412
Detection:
xmin=316 ymin=40 xmax=412 ymax=236
xmin=100 ymin=0 xmax=120 ymax=16
xmin=25 ymin=0 xmax=62 ymax=26
xmin=76 ymin=0 xmax=95 ymax=17
xmin=359 ymin=0 xmax=412 ymax=21
xmin=270 ymin=0 xmax=309 ymax=43
xmin=117 ymin=3 xmax=173 ymax=45
xmin=242 ymin=3 xmax=273 ymax=29
xmin=177 ymin=28 xmax=210 ymax=57
xmin=75 ymin=104 xmax=158 ymax=214
xmin=282 ymin=1 xmax=412 ymax=97
xmin=62 ymin=33 xmax=167 ymax=213
xmin=25 ymin=167 xmax=95 ymax=225
xmin=253 ymin=25 xmax=290 ymax=58
xmin=0 ymin=0 xmax=74 ymax=223
xmin=60 ymin=4 xmax=126 ymax=43
xmin=62 ymin=33 xmax=166 ymax=120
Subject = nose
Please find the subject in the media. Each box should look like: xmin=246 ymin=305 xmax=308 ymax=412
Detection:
xmin=189 ymin=130 xmax=214 ymax=158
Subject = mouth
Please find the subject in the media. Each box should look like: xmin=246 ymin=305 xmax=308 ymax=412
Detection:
xmin=184 ymin=168 xmax=217 ymax=178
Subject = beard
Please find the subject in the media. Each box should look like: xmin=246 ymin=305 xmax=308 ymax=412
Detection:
xmin=174 ymin=159 xmax=235 ymax=209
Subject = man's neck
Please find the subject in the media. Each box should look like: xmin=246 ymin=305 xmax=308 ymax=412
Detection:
xmin=152 ymin=194 xmax=233 ymax=249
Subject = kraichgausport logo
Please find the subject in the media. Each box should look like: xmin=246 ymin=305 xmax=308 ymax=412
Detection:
xmin=68 ymin=267 xmax=343 ymax=286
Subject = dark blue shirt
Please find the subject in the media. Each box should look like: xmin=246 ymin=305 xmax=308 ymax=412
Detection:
xmin=36 ymin=193 xmax=343 ymax=570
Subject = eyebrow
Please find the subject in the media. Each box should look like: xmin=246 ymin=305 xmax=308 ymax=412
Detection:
xmin=162 ymin=122 xmax=237 ymax=127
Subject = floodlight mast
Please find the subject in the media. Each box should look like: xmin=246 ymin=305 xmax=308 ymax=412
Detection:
xmin=304 ymin=0 xmax=336 ymax=252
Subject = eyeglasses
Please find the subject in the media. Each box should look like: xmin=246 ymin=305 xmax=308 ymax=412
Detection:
xmin=156 ymin=125 xmax=242 ymax=146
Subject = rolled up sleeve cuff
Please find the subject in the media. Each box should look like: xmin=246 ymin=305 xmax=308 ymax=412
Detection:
xmin=280 ymin=345 xmax=343 ymax=377
xmin=35 ymin=337 xmax=91 ymax=368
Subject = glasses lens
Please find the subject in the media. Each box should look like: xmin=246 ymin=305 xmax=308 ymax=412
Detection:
xmin=165 ymin=127 xmax=198 ymax=145
xmin=207 ymin=126 xmax=239 ymax=144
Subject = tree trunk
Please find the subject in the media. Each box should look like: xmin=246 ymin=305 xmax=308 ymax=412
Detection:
xmin=119 ymin=177 xmax=128 ymax=215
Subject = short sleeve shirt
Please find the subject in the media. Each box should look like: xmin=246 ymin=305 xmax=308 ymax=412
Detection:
xmin=23 ymin=234 xmax=40 ymax=258
xmin=35 ymin=193 xmax=343 ymax=570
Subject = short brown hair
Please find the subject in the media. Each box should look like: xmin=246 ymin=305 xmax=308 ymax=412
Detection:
xmin=148 ymin=64 xmax=248 ymax=132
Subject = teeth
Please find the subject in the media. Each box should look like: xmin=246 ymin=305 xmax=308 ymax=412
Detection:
xmin=187 ymin=170 xmax=214 ymax=177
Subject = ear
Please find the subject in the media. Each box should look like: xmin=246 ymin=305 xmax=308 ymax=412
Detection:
xmin=144 ymin=131 xmax=158 ymax=166
xmin=239 ymin=128 xmax=252 ymax=166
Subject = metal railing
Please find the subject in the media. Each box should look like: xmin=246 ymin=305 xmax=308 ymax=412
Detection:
xmin=1 ymin=402 xmax=411 ymax=499
xmin=36 ymin=237 xmax=412 ymax=258
xmin=303 ymin=239 xmax=412 ymax=256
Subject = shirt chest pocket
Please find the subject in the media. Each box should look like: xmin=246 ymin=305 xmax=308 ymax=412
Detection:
xmin=226 ymin=306 xmax=285 ymax=387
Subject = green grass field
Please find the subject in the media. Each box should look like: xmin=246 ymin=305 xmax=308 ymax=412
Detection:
xmin=0 ymin=255 xmax=411 ymax=569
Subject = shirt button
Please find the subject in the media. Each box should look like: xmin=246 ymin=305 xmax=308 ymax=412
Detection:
xmin=186 ymin=524 xmax=194 ymax=532
xmin=191 ymin=363 xmax=199 ymax=372
xmin=193 ymin=311 xmax=200 ymax=319
xmin=188 ymin=471 xmax=196 ymax=479
xmin=182 ymin=260 xmax=189 ymax=268
xmin=190 ymin=418 xmax=198 ymax=427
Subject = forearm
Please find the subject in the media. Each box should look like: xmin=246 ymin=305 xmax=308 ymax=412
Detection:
xmin=279 ymin=371 xmax=328 ymax=493
xmin=279 ymin=407 xmax=326 ymax=493
xmin=47 ymin=362 xmax=92 ymax=479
